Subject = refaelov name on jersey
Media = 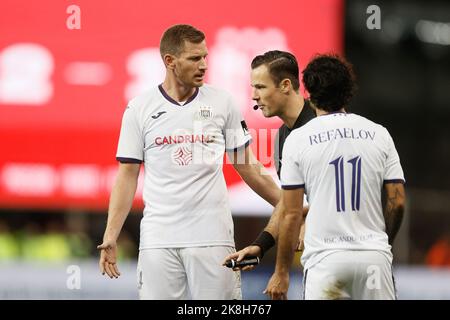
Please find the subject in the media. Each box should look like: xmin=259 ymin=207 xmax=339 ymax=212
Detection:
xmin=309 ymin=128 xmax=376 ymax=145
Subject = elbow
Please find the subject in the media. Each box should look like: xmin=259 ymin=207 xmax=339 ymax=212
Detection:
xmin=387 ymin=201 xmax=405 ymax=222
xmin=396 ymin=204 xmax=405 ymax=225
xmin=232 ymin=163 xmax=249 ymax=177
xmin=282 ymin=210 xmax=304 ymax=232
xmin=302 ymin=206 xmax=309 ymax=219
xmin=283 ymin=208 xmax=303 ymax=221
xmin=395 ymin=200 xmax=406 ymax=215
xmin=392 ymin=204 xmax=404 ymax=229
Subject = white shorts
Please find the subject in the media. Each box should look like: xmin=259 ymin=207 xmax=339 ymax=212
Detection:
xmin=303 ymin=250 xmax=396 ymax=300
xmin=137 ymin=246 xmax=242 ymax=300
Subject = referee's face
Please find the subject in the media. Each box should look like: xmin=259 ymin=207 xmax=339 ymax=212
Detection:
xmin=173 ymin=40 xmax=208 ymax=88
xmin=251 ymin=65 xmax=285 ymax=118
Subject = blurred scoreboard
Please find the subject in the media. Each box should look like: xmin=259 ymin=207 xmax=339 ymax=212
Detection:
xmin=0 ymin=0 xmax=342 ymax=212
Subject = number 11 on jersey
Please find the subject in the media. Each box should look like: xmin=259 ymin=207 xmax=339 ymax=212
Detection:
xmin=329 ymin=156 xmax=362 ymax=212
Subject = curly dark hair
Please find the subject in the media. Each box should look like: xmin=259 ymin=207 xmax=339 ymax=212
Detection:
xmin=302 ymin=54 xmax=356 ymax=112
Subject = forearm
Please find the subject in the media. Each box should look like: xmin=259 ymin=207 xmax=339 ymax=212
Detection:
xmin=103 ymin=169 xmax=139 ymax=242
xmin=264 ymin=200 xmax=284 ymax=240
xmin=265 ymin=201 xmax=307 ymax=239
xmin=383 ymin=184 xmax=405 ymax=245
xmin=275 ymin=210 xmax=303 ymax=274
xmin=235 ymin=162 xmax=280 ymax=206
xmin=384 ymin=204 xmax=404 ymax=245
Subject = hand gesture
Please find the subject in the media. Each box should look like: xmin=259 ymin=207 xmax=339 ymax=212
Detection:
xmin=264 ymin=272 xmax=289 ymax=300
xmin=97 ymin=240 xmax=121 ymax=279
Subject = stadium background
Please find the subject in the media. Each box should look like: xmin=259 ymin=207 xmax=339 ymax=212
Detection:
xmin=0 ymin=0 xmax=449 ymax=299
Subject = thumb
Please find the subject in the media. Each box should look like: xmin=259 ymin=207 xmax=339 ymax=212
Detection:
xmin=223 ymin=253 xmax=237 ymax=265
xmin=97 ymin=243 xmax=110 ymax=250
xmin=237 ymin=250 xmax=248 ymax=262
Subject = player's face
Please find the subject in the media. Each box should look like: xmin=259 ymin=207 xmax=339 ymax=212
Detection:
xmin=251 ymin=65 xmax=286 ymax=118
xmin=173 ymin=40 xmax=208 ymax=88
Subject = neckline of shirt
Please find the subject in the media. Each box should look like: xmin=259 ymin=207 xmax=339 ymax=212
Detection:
xmin=158 ymin=84 xmax=199 ymax=106
xmin=285 ymin=100 xmax=311 ymax=131
xmin=319 ymin=111 xmax=349 ymax=117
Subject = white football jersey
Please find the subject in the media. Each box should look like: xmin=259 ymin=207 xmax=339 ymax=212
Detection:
xmin=116 ymin=84 xmax=251 ymax=249
xmin=281 ymin=113 xmax=405 ymax=270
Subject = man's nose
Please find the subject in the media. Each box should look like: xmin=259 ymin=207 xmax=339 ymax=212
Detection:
xmin=199 ymin=58 xmax=207 ymax=70
xmin=251 ymin=89 xmax=259 ymax=101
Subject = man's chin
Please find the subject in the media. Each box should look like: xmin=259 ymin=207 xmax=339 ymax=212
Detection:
xmin=193 ymin=79 xmax=204 ymax=87
xmin=261 ymin=110 xmax=274 ymax=118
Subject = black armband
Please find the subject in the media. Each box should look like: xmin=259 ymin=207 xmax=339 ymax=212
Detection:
xmin=251 ymin=231 xmax=275 ymax=258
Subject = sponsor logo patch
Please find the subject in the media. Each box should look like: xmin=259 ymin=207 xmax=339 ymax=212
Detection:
xmin=151 ymin=111 xmax=167 ymax=119
xmin=241 ymin=120 xmax=249 ymax=136
xmin=172 ymin=146 xmax=193 ymax=166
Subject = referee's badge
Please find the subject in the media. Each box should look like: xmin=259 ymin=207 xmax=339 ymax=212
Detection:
xmin=196 ymin=106 xmax=213 ymax=121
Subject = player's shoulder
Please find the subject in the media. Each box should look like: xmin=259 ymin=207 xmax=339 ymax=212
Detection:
xmin=286 ymin=122 xmax=313 ymax=145
xmin=351 ymin=113 xmax=390 ymax=135
xmin=127 ymin=87 xmax=161 ymax=111
xmin=292 ymin=116 xmax=320 ymax=135
xmin=199 ymin=84 xmax=233 ymax=100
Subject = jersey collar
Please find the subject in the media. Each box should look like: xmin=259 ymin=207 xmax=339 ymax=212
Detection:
xmin=158 ymin=84 xmax=199 ymax=106
xmin=289 ymin=99 xmax=313 ymax=131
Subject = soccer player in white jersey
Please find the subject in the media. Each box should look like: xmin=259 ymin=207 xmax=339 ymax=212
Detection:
xmin=265 ymin=54 xmax=406 ymax=300
xmin=97 ymin=24 xmax=280 ymax=300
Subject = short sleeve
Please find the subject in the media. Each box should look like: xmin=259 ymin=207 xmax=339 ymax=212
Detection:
xmin=116 ymin=104 xmax=144 ymax=163
xmin=383 ymin=129 xmax=405 ymax=184
xmin=280 ymin=135 xmax=305 ymax=190
xmin=224 ymin=95 xmax=252 ymax=151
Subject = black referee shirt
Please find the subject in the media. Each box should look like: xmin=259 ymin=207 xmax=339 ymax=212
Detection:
xmin=274 ymin=100 xmax=316 ymax=179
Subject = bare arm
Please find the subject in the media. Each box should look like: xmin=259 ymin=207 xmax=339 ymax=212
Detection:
xmin=231 ymin=146 xmax=280 ymax=207
xmin=98 ymin=162 xmax=140 ymax=278
xmin=222 ymin=172 xmax=307 ymax=267
xmin=264 ymin=199 xmax=308 ymax=241
xmin=383 ymin=182 xmax=405 ymax=245
xmin=265 ymin=188 xmax=304 ymax=299
xmin=274 ymin=189 xmax=304 ymax=274
xmin=264 ymin=199 xmax=284 ymax=238
xmin=103 ymin=163 xmax=141 ymax=242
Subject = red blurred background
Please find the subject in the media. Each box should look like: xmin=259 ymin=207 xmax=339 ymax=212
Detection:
xmin=0 ymin=0 xmax=343 ymax=210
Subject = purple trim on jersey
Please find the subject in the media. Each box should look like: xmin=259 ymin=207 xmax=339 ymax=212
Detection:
xmin=226 ymin=139 xmax=252 ymax=152
xmin=158 ymin=84 xmax=199 ymax=106
xmin=319 ymin=111 xmax=349 ymax=117
xmin=282 ymin=184 xmax=305 ymax=190
xmin=383 ymin=179 xmax=405 ymax=184
xmin=116 ymin=157 xmax=142 ymax=164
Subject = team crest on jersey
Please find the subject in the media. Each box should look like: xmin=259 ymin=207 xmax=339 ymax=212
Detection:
xmin=196 ymin=106 xmax=213 ymax=120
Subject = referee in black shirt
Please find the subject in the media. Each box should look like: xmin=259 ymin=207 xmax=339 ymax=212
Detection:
xmin=223 ymin=50 xmax=315 ymax=270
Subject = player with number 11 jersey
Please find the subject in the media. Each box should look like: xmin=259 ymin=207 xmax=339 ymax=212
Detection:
xmin=281 ymin=112 xmax=405 ymax=271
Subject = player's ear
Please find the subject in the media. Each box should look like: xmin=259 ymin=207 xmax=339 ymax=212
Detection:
xmin=164 ymin=54 xmax=176 ymax=69
xmin=280 ymin=79 xmax=291 ymax=93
